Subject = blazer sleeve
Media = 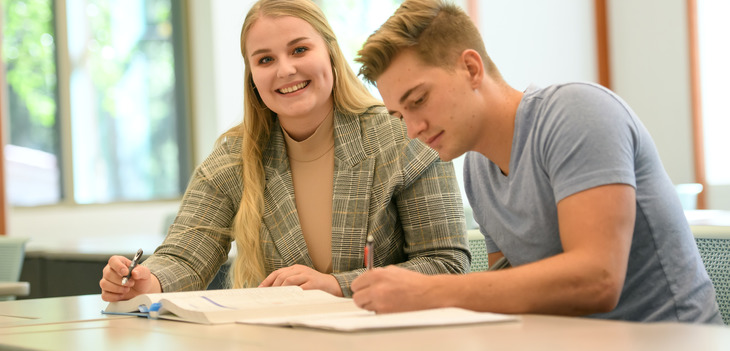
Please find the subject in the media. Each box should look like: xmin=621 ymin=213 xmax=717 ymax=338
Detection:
xmin=392 ymin=150 xmax=471 ymax=274
xmin=141 ymin=139 xmax=238 ymax=292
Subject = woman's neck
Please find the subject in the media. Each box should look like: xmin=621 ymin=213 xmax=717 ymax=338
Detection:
xmin=278 ymin=100 xmax=334 ymax=142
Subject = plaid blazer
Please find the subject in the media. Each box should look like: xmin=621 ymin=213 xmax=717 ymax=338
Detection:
xmin=144 ymin=106 xmax=470 ymax=296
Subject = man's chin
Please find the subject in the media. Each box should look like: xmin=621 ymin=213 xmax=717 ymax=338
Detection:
xmin=436 ymin=150 xmax=456 ymax=162
xmin=435 ymin=146 xmax=469 ymax=162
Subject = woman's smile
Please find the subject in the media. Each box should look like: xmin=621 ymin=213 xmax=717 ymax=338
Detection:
xmin=278 ymin=81 xmax=310 ymax=94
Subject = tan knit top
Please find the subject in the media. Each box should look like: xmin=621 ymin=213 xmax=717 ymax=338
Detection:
xmin=281 ymin=112 xmax=335 ymax=273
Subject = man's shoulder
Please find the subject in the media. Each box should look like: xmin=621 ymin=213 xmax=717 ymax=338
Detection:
xmin=520 ymin=82 xmax=631 ymax=127
xmin=527 ymin=82 xmax=613 ymax=102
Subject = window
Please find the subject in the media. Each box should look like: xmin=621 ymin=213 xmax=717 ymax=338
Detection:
xmin=2 ymin=0 xmax=190 ymax=206
xmin=696 ymin=0 xmax=730 ymax=186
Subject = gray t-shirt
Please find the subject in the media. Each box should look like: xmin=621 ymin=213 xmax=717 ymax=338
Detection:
xmin=464 ymin=82 xmax=721 ymax=323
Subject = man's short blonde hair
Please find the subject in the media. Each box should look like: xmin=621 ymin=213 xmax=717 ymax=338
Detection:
xmin=356 ymin=0 xmax=502 ymax=84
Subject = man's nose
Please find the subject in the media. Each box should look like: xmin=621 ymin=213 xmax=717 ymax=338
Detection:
xmin=404 ymin=115 xmax=427 ymax=140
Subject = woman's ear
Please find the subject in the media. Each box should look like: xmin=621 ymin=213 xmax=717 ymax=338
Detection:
xmin=461 ymin=49 xmax=484 ymax=89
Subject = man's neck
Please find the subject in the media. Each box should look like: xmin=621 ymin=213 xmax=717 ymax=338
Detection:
xmin=473 ymin=84 xmax=523 ymax=176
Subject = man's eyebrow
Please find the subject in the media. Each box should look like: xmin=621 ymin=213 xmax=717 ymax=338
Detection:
xmin=250 ymin=37 xmax=310 ymax=57
xmin=399 ymin=83 xmax=425 ymax=104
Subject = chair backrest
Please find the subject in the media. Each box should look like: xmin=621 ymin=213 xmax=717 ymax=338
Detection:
xmin=0 ymin=236 xmax=28 ymax=282
xmin=467 ymin=230 xmax=489 ymax=272
xmin=0 ymin=237 xmax=30 ymax=301
xmin=694 ymin=231 xmax=730 ymax=325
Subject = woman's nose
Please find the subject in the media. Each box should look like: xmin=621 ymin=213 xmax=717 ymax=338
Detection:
xmin=277 ymin=58 xmax=296 ymax=78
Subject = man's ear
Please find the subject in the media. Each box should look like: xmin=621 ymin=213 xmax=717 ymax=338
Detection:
xmin=460 ymin=49 xmax=484 ymax=88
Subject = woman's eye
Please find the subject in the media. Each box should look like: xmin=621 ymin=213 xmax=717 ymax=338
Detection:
xmin=258 ymin=56 xmax=273 ymax=64
xmin=293 ymin=47 xmax=308 ymax=55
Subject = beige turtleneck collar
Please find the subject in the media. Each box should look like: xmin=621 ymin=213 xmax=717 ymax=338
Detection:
xmin=282 ymin=110 xmax=335 ymax=162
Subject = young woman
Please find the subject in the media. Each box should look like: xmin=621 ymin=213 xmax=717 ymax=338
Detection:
xmin=100 ymin=0 xmax=469 ymax=301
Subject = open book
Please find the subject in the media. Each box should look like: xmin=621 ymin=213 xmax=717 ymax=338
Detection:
xmin=103 ymin=286 xmax=519 ymax=330
xmin=102 ymin=286 xmax=367 ymax=325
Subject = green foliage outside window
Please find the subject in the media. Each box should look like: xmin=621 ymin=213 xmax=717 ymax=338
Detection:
xmin=1 ymin=0 xmax=57 ymax=153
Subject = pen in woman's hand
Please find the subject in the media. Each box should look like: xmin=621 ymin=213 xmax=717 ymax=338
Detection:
xmin=122 ymin=248 xmax=143 ymax=285
xmin=365 ymin=235 xmax=374 ymax=270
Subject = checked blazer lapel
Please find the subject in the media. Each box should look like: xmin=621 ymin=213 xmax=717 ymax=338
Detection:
xmin=261 ymin=123 xmax=313 ymax=268
xmin=330 ymin=111 xmax=374 ymax=272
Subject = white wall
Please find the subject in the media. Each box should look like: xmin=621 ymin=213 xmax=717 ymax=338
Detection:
xmin=478 ymin=0 xmax=597 ymax=90
xmin=608 ymin=0 xmax=695 ymax=186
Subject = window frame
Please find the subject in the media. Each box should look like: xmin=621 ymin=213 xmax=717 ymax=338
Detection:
xmin=686 ymin=0 xmax=707 ymax=209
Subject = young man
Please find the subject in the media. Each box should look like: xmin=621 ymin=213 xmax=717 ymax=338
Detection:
xmin=350 ymin=0 xmax=722 ymax=323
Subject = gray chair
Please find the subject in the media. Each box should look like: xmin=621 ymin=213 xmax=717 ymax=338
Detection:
xmin=694 ymin=231 xmax=730 ymax=325
xmin=0 ymin=237 xmax=30 ymax=301
xmin=467 ymin=230 xmax=490 ymax=272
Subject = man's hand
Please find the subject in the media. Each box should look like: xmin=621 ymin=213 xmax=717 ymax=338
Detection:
xmin=351 ymin=266 xmax=442 ymax=313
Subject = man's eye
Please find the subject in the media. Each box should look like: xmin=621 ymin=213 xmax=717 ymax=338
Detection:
xmin=414 ymin=95 xmax=426 ymax=106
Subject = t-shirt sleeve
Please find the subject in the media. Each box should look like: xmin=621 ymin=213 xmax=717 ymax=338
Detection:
xmin=482 ymin=229 xmax=501 ymax=254
xmin=537 ymin=84 xmax=640 ymax=203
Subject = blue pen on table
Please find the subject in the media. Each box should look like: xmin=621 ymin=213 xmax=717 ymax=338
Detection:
xmin=365 ymin=235 xmax=374 ymax=270
xmin=122 ymin=248 xmax=143 ymax=286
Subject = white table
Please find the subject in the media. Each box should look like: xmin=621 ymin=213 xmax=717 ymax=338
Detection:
xmin=1 ymin=295 xmax=729 ymax=351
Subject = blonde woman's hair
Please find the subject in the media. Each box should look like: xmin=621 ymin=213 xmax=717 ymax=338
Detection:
xmin=220 ymin=0 xmax=381 ymax=288
xmin=356 ymin=0 xmax=502 ymax=85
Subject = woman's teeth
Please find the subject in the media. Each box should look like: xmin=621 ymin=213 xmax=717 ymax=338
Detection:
xmin=279 ymin=81 xmax=308 ymax=94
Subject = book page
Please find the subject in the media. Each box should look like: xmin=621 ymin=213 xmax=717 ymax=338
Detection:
xmin=286 ymin=307 xmax=520 ymax=331
xmin=162 ymin=287 xmax=341 ymax=312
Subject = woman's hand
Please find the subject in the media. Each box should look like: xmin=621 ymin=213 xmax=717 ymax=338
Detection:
xmin=100 ymin=255 xmax=161 ymax=302
xmin=259 ymin=264 xmax=343 ymax=297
